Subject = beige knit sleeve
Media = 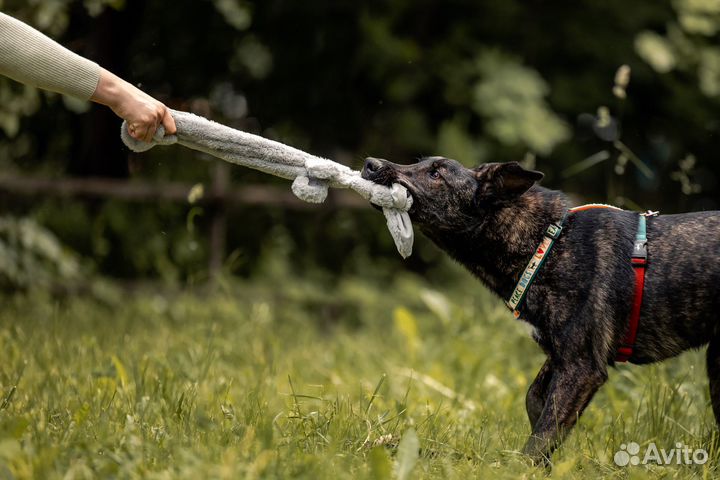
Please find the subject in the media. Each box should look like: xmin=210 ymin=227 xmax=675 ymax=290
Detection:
xmin=0 ymin=12 xmax=101 ymax=100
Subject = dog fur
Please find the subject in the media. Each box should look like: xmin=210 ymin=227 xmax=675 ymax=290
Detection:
xmin=362 ymin=156 xmax=720 ymax=464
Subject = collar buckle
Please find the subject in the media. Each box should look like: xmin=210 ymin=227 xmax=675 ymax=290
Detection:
xmin=545 ymin=223 xmax=563 ymax=240
xmin=632 ymin=239 xmax=647 ymax=260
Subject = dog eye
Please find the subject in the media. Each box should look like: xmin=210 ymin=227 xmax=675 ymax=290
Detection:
xmin=428 ymin=169 xmax=440 ymax=179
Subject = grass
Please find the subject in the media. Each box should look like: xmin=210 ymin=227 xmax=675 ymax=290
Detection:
xmin=0 ymin=266 xmax=717 ymax=479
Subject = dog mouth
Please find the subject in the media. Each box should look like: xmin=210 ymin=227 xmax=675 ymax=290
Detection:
xmin=361 ymin=158 xmax=395 ymax=185
xmin=361 ymin=158 xmax=415 ymax=212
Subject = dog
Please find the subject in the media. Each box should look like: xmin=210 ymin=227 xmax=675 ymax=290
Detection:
xmin=361 ymin=156 xmax=720 ymax=465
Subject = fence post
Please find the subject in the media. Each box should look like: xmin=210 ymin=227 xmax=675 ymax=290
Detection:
xmin=208 ymin=162 xmax=229 ymax=278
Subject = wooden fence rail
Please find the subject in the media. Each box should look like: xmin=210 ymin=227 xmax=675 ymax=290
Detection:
xmin=0 ymin=167 xmax=372 ymax=276
xmin=0 ymin=174 xmax=368 ymax=208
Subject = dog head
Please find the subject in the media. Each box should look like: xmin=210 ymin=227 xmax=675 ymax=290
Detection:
xmin=361 ymin=157 xmax=544 ymax=232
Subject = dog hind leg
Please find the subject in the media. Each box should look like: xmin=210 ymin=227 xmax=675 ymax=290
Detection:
xmin=706 ymin=334 xmax=720 ymax=426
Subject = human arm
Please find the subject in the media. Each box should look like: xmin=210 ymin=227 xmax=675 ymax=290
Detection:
xmin=0 ymin=11 xmax=175 ymax=141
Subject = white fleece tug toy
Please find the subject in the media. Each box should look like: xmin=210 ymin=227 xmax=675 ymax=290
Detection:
xmin=120 ymin=110 xmax=414 ymax=257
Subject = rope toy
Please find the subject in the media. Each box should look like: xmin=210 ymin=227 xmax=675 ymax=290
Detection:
xmin=120 ymin=110 xmax=414 ymax=257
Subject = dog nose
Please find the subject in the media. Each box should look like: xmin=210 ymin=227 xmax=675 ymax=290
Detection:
xmin=364 ymin=157 xmax=384 ymax=173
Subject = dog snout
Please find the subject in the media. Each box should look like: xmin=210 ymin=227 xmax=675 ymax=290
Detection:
xmin=362 ymin=157 xmax=400 ymax=188
xmin=362 ymin=157 xmax=385 ymax=177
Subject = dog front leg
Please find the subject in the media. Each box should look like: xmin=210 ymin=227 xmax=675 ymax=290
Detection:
xmin=526 ymin=358 xmax=553 ymax=428
xmin=521 ymin=361 xmax=607 ymax=464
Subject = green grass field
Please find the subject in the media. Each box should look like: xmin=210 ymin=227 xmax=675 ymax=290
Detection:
xmin=0 ymin=267 xmax=717 ymax=479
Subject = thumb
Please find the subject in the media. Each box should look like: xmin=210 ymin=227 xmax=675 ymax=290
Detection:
xmin=161 ymin=109 xmax=177 ymax=135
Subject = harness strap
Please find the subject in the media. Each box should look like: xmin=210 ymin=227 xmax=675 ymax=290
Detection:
xmin=568 ymin=203 xmax=623 ymax=213
xmin=505 ymin=203 xmax=654 ymax=364
xmin=616 ymin=214 xmax=650 ymax=362
xmin=506 ymin=203 xmax=621 ymax=316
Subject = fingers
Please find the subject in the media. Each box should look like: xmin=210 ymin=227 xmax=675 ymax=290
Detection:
xmin=121 ymin=91 xmax=174 ymax=143
xmin=128 ymin=105 xmax=167 ymax=143
xmin=161 ymin=108 xmax=177 ymax=135
xmin=128 ymin=123 xmax=149 ymax=142
xmin=143 ymin=122 xmax=157 ymax=143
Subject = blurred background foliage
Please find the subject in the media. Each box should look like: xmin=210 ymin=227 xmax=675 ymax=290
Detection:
xmin=0 ymin=0 xmax=718 ymax=285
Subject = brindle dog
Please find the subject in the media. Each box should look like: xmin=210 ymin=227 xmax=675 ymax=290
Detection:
xmin=362 ymin=156 xmax=720 ymax=465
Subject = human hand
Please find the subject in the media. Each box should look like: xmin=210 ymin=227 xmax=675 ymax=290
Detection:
xmin=91 ymin=68 xmax=176 ymax=142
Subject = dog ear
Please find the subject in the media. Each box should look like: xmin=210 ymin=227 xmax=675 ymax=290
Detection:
xmin=474 ymin=162 xmax=544 ymax=201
